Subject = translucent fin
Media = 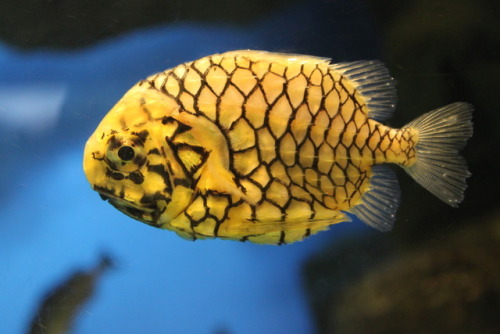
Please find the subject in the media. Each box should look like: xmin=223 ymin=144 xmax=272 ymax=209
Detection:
xmin=351 ymin=165 xmax=401 ymax=232
xmin=330 ymin=61 xmax=396 ymax=121
xmin=402 ymin=102 xmax=473 ymax=207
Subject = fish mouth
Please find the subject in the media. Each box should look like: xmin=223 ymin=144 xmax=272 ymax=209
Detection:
xmin=97 ymin=190 xmax=160 ymax=225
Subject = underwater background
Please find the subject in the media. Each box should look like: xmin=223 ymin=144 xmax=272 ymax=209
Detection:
xmin=0 ymin=0 xmax=499 ymax=333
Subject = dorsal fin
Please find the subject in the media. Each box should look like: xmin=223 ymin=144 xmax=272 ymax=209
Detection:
xmin=221 ymin=50 xmax=331 ymax=65
xmin=330 ymin=60 xmax=397 ymax=121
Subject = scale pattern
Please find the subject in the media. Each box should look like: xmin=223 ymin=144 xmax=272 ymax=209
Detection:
xmin=131 ymin=51 xmax=417 ymax=244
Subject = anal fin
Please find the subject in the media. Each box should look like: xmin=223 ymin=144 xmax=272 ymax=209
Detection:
xmin=350 ymin=165 xmax=401 ymax=231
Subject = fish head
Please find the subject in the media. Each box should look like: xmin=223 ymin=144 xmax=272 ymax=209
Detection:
xmin=83 ymin=86 xmax=195 ymax=227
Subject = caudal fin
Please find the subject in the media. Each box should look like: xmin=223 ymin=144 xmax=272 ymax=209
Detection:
xmin=402 ymin=102 xmax=473 ymax=207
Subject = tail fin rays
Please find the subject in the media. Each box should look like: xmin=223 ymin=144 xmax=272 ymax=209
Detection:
xmin=402 ymin=102 xmax=473 ymax=207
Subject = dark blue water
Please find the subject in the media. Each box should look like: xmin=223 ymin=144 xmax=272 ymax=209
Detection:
xmin=0 ymin=2 xmax=379 ymax=333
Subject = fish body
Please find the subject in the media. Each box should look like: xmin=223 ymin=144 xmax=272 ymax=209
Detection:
xmin=83 ymin=50 xmax=472 ymax=245
xmin=28 ymin=255 xmax=113 ymax=334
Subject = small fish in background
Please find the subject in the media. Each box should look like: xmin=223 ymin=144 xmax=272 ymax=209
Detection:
xmin=28 ymin=255 xmax=113 ymax=334
xmin=83 ymin=50 xmax=473 ymax=245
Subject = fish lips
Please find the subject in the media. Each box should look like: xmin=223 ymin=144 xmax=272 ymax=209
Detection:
xmin=97 ymin=191 xmax=159 ymax=224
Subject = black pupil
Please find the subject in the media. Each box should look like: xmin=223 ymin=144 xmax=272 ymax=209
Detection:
xmin=118 ymin=146 xmax=135 ymax=161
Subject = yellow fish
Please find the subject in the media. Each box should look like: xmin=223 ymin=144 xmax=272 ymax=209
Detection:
xmin=83 ymin=50 xmax=473 ymax=245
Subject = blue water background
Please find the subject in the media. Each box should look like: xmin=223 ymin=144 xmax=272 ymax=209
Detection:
xmin=0 ymin=2 xmax=380 ymax=333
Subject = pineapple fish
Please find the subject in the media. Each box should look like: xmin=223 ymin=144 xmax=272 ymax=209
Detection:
xmin=83 ymin=50 xmax=473 ymax=245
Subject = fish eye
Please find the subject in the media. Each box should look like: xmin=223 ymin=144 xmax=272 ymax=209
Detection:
xmin=105 ymin=135 xmax=145 ymax=172
xmin=118 ymin=146 xmax=135 ymax=161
